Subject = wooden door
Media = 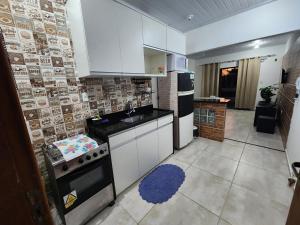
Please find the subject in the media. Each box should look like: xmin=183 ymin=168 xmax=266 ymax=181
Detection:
xmin=0 ymin=30 xmax=53 ymax=225
xmin=286 ymin=181 xmax=300 ymax=225
xmin=286 ymin=162 xmax=300 ymax=225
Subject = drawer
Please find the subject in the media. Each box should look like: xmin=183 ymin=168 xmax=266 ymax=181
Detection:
xmin=135 ymin=120 xmax=157 ymax=137
xmin=157 ymin=114 xmax=173 ymax=128
xmin=109 ymin=128 xmax=136 ymax=149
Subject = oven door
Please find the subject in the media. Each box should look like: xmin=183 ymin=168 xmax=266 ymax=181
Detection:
xmin=57 ymin=155 xmax=114 ymax=214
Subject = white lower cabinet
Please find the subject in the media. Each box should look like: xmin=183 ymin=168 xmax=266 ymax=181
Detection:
xmin=136 ymin=130 xmax=158 ymax=177
xmin=110 ymin=139 xmax=139 ymax=195
xmin=158 ymin=123 xmax=173 ymax=162
xmin=109 ymin=114 xmax=173 ymax=195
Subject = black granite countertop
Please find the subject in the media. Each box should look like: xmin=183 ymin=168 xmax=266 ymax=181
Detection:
xmin=87 ymin=105 xmax=173 ymax=140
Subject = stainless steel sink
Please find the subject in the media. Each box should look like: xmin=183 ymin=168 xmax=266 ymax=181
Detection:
xmin=121 ymin=115 xmax=143 ymax=123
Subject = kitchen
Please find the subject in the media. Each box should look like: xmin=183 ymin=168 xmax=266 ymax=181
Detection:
xmin=1 ymin=0 xmax=300 ymax=225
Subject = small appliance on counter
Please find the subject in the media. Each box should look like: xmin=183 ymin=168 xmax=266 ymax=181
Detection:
xmin=167 ymin=53 xmax=188 ymax=72
xmin=43 ymin=134 xmax=115 ymax=225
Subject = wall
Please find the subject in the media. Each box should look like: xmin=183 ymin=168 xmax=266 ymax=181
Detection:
xmin=185 ymin=0 xmax=300 ymax=54
xmin=278 ymin=38 xmax=300 ymax=151
xmin=255 ymin=56 xmax=283 ymax=104
xmin=191 ymin=44 xmax=286 ymax=102
xmin=0 ymin=0 xmax=152 ymax=180
xmin=188 ymin=58 xmax=202 ymax=98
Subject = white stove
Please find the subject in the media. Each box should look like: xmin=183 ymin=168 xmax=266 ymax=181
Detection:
xmin=43 ymin=134 xmax=115 ymax=225
xmin=44 ymin=134 xmax=109 ymax=178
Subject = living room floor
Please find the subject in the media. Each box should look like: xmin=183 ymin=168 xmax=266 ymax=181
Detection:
xmin=225 ymin=109 xmax=284 ymax=151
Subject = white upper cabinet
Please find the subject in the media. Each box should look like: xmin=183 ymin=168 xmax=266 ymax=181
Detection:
xmin=65 ymin=0 xmax=91 ymax=76
xmin=142 ymin=16 xmax=167 ymax=50
xmin=167 ymin=27 xmax=186 ymax=55
xmin=66 ymin=0 xmax=186 ymax=77
xmin=66 ymin=0 xmax=145 ymax=76
xmin=116 ymin=4 xmax=145 ymax=74
xmin=80 ymin=0 xmax=122 ymax=74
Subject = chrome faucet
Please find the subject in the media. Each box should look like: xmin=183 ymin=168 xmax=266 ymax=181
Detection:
xmin=125 ymin=101 xmax=135 ymax=117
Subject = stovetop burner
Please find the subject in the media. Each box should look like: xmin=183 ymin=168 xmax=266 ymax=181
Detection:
xmin=46 ymin=144 xmax=64 ymax=162
xmin=43 ymin=134 xmax=109 ymax=178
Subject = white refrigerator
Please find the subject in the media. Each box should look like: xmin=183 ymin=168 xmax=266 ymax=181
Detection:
xmin=158 ymin=71 xmax=194 ymax=149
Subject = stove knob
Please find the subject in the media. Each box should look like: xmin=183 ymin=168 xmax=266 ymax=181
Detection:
xmin=86 ymin=155 xmax=91 ymax=160
xmin=93 ymin=152 xmax=98 ymax=157
xmin=62 ymin=165 xmax=68 ymax=171
xmin=78 ymin=158 xmax=84 ymax=164
xmin=99 ymin=150 xmax=104 ymax=154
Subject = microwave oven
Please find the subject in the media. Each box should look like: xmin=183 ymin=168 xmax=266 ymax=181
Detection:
xmin=167 ymin=54 xmax=188 ymax=72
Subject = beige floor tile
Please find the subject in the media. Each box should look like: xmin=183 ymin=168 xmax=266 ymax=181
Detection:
xmin=180 ymin=166 xmax=231 ymax=216
xmin=139 ymin=193 xmax=219 ymax=225
xmin=218 ymin=219 xmax=232 ymax=225
xmin=173 ymin=141 xmax=207 ymax=164
xmin=225 ymin=109 xmax=284 ymax=150
xmin=225 ymin=110 xmax=254 ymax=142
xmin=204 ymin=141 xmax=244 ymax=161
xmin=87 ymin=204 xmax=137 ymax=225
xmin=241 ymin=144 xmax=289 ymax=175
xmin=247 ymin=127 xmax=284 ymax=150
xmin=221 ymin=185 xmax=289 ymax=225
xmin=118 ymin=185 xmax=154 ymax=223
xmin=193 ymin=151 xmax=239 ymax=181
xmin=233 ymin=163 xmax=293 ymax=207
xmin=160 ymin=156 xmax=190 ymax=171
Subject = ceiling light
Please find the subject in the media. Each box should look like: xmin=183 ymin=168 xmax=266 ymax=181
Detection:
xmin=248 ymin=39 xmax=264 ymax=49
xmin=253 ymin=40 xmax=262 ymax=45
xmin=187 ymin=14 xmax=194 ymax=21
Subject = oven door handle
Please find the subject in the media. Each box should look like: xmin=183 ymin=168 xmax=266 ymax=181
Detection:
xmin=59 ymin=156 xmax=109 ymax=180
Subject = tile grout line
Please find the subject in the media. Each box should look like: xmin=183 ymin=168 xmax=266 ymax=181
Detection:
xmin=137 ymin=203 xmax=156 ymax=225
xmin=225 ymin=137 xmax=285 ymax=152
xmin=133 ymin=140 xmax=204 ymax=224
xmin=216 ymin=141 xmax=247 ymax=225
xmin=177 ymin=138 xmax=245 ymax=225
xmin=178 ymin=191 xmax=221 ymax=218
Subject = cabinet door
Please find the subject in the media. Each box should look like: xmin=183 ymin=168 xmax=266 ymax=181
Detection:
xmin=81 ymin=0 xmax=122 ymax=73
xmin=65 ymin=0 xmax=90 ymax=77
xmin=136 ymin=130 xmax=158 ymax=177
xmin=110 ymin=139 xmax=139 ymax=195
xmin=142 ymin=16 xmax=167 ymax=50
xmin=116 ymin=4 xmax=145 ymax=74
xmin=158 ymin=123 xmax=173 ymax=162
xmin=167 ymin=27 xmax=186 ymax=55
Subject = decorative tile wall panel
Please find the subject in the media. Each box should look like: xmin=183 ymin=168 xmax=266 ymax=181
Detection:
xmin=0 ymin=0 xmax=152 ymax=182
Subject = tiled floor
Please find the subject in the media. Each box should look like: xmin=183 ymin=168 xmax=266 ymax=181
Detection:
xmin=51 ymin=109 xmax=291 ymax=225
xmin=84 ymin=137 xmax=292 ymax=225
xmin=225 ymin=109 xmax=284 ymax=150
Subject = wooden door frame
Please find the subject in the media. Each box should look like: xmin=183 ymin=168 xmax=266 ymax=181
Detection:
xmin=0 ymin=30 xmax=53 ymax=225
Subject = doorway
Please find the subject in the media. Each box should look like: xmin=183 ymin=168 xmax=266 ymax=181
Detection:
xmin=219 ymin=67 xmax=238 ymax=108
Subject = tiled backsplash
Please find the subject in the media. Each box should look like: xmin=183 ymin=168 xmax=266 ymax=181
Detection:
xmin=83 ymin=78 xmax=152 ymax=116
xmin=0 ymin=0 xmax=152 ymax=179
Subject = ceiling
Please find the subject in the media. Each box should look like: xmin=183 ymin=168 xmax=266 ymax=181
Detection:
xmin=121 ymin=0 xmax=276 ymax=32
xmin=188 ymin=32 xmax=294 ymax=59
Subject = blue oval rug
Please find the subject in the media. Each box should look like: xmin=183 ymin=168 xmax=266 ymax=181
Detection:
xmin=139 ymin=164 xmax=185 ymax=204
